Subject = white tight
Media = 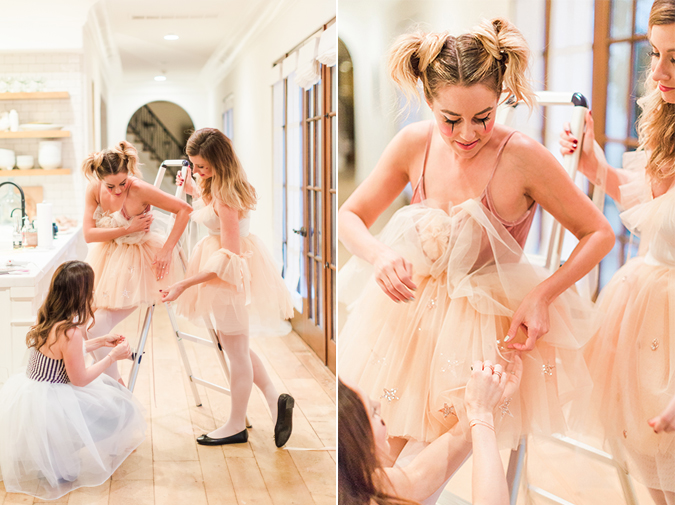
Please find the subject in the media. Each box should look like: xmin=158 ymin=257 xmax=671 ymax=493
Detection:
xmin=207 ymin=329 xmax=278 ymax=438
xmin=86 ymin=307 xmax=137 ymax=382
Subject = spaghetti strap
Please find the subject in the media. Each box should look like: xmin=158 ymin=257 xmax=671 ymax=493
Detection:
xmin=411 ymin=122 xmax=435 ymax=203
xmin=481 ymin=130 xmax=518 ymax=198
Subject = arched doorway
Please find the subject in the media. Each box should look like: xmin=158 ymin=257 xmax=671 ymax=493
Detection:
xmin=126 ymin=101 xmax=194 ymax=195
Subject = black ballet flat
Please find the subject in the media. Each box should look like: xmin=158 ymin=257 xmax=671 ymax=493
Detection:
xmin=196 ymin=429 xmax=248 ymax=446
xmin=274 ymin=393 xmax=295 ymax=448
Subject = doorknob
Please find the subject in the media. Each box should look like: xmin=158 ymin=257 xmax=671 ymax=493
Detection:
xmin=292 ymin=227 xmax=308 ymax=237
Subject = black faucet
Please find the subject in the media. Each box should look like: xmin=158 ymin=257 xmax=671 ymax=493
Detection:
xmin=0 ymin=181 xmax=26 ymax=224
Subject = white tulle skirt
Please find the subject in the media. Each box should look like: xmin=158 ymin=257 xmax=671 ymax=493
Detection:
xmin=0 ymin=373 xmax=146 ymax=500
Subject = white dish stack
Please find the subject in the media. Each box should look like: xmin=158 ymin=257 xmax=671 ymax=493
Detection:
xmin=38 ymin=141 xmax=61 ymax=170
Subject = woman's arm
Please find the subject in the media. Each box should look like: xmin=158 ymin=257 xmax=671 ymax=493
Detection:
xmin=82 ymin=182 xmax=153 ymax=243
xmin=62 ymin=327 xmax=131 ymax=387
xmin=504 ymin=135 xmax=615 ymax=350
xmin=128 ymin=180 xmax=192 ymax=279
xmin=161 ymin=201 xmax=241 ymax=302
xmin=382 ymin=358 xmax=520 ymax=504
xmin=338 ymin=123 xmax=427 ymax=302
xmin=84 ymin=334 xmax=123 ymax=353
xmin=559 ymin=111 xmax=634 ymax=204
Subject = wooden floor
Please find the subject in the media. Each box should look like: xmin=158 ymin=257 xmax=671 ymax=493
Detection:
xmin=0 ymin=307 xmax=336 ymax=505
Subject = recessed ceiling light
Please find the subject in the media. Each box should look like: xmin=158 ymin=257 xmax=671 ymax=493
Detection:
xmin=164 ymin=34 xmax=179 ymax=40
xmin=154 ymin=75 xmax=167 ymax=82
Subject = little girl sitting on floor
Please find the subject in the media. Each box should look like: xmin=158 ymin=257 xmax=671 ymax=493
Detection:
xmin=0 ymin=260 xmax=146 ymax=500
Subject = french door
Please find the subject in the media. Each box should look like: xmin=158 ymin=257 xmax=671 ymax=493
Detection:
xmin=292 ymin=64 xmax=336 ymax=373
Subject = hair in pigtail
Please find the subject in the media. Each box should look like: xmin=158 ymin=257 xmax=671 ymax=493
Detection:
xmin=388 ymin=18 xmax=535 ymax=112
xmin=388 ymin=31 xmax=449 ymax=105
xmin=636 ymin=0 xmax=675 ymax=180
xmin=81 ymin=140 xmax=142 ymax=181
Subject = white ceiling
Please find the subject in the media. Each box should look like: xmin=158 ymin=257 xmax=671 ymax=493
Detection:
xmin=102 ymin=0 xmax=274 ymax=79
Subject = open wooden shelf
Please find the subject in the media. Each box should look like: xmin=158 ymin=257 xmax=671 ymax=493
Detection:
xmin=0 ymin=169 xmax=71 ymax=177
xmin=0 ymin=130 xmax=70 ymax=139
xmin=0 ymin=92 xmax=69 ymax=100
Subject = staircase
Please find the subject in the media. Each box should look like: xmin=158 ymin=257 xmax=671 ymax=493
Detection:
xmin=127 ymin=104 xmax=187 ymax=181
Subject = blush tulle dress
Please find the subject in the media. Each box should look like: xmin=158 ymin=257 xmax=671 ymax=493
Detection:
xmin=176 ymin=197 xmax=293 ymax=337
xmin=85 ymin=179 xmax=183 ymax=310
xmin=0 ymin=344 xmax=146 ymax=500
xmin=339 ymin=126 xmax=595 ymax=448
xmin=583 ymin=151 xmax=675 ymax=492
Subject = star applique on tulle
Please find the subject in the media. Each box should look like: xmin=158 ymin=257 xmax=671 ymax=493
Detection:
xmin=381 ymin=388 xmax=399 ymax=403
xmin=542 ymin=361 xmax=555 ymax=377
xmin=122 ymin=289 xmax=130 ymax=299
xmin=439 ymin=403 xmax=457 ymax=419
xmin=499 ymin=397 xmax=513 ymax=418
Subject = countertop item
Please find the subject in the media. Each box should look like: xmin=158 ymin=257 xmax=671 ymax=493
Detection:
xmin=19 ymin=123 xmax=64 ymax=131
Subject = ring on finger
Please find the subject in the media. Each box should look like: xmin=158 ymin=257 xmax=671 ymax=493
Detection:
xmin=486 ymin=364 xmax=495 ymax=373
xmin=494 ymin=371 xmax=503 ymax=378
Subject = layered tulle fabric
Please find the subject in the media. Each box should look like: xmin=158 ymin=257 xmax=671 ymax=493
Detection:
xmin=176 ymin=200 xmax=293 ymax=336
xmin=584 ymin=176 xmax=675 ymax=492
xmin=86 ymin=207 xmax=182 ymax=309
xmin=339 ymin=199 xmax=595 ymax=448
xmin=0 ymin=373 xmax=146 ymax=500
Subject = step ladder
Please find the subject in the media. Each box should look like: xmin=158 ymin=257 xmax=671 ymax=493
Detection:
xmin=125 ymin=160 xmax=248 ymax=425
xmin=497 ymin=92 xmax=637 ymax=505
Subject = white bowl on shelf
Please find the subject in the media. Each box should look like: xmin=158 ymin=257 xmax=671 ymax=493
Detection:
xmin=0 ymin=149 xmax=16 ymax=170
xmin=16 ymin=155 xmax=34 ymax=170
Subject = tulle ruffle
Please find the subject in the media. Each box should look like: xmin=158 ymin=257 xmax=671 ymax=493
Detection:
xmin=176 ymin=233 xmax=293 ymax=337
xmin=0 ymin=373 xmax=146 ymax=500
xmin=338 ymin=199 xmax=595 ymax=448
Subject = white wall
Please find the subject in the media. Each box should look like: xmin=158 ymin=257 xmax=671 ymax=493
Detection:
xmin=212 ymin=0 xmax=336 ymax=252
xmin=108 ymin=79 xmax=210 ymax=147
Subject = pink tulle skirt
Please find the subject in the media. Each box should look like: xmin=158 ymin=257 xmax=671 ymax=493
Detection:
xmin=176 ymin=233 xmax=293 ymax=337
xmin=86 ymin=232 xmax=183 ymax=310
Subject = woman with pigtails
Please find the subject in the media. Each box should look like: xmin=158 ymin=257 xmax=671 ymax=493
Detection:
xmin=338 ymin=17 xmax=613 ymax=474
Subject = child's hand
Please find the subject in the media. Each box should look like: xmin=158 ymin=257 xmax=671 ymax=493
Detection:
xmin=649 ymin=395 xmax=675 ymax=433
xmin=110 ymin=341 xmax=132 ymax=361
xmin=160 ymin=282 xmax=186 ymax=303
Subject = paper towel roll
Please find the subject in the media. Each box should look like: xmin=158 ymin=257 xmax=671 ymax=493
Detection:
xmin=37 ymin=202 xmax=53 ymax=249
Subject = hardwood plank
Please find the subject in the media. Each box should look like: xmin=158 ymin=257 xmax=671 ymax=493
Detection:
xmin=0 ymin=481 xmax=6 ymax=505
xmin=2 ymin=493 xmax=33 ymax=505
xmin=153 ymin=461 xmax=207 ymax=505
xmin=226 ymin=457 xmax=273 ymax=505
xmin=280 ymin=333 xmax=335 ymax=401
xmin=66 ymin=481 xmax=110 ymax=505
xmin=108 ymin=479 xmax=154 ymax=505
xmin=247 ymin=425 xmax=314 ymax=505
xmin=197 ymin=445 xmax=238 ymax=505
xmin=287 ymin=450 xmax=336 ymax=501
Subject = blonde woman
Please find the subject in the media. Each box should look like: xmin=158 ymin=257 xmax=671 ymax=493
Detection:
xmin=561 ymin=1 xmax=675 ymax=501
xmin=162 ymin=128 xmax=295 ymax=447
xmin=82 ymin=141 xmax=191 ymax=385
xmin=338 ymin=18 xmax=614 ymax=462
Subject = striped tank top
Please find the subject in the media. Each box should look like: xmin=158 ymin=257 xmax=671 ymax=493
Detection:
xmin=26 ymin=348 xmax=70 ymax=384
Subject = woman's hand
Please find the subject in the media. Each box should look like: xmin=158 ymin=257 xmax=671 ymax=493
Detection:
xmin=127 ymin=213 xmax=154 ymax=234
xmin=101 ymin=334 xmax=124 ymax=348
xmin=160 ymin=281 xmax=187 ymax=303
xmin=649 ymin=395 xmax=675 ymax=433
xmin=465 ymin=360 xmax=508 ymax=420
xmin=373 ymin=247 xmax=417 ymax=302
xmin=110 ymin=341 xmax=132 ymax=361
xmin=559 ymin=110 xmax=601 ymax=182
xmin=504 ymin=289 xmax=551 ymax=351
xmin=153 ymin=247 xmax=173 ymax=280
xmin=176 ymin=167 xmax=195 ymax=196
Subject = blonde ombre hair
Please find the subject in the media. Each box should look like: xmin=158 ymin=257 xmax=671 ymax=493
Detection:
xmin=388 ymin=18 xmax=535 ymax=110
xmin=82 ymin=140 xmax=142 ymax=181
xmin=636 ymin=0 xmax=675 ymax=180
xmin=186 ymin=128 xmax=257 ymax=213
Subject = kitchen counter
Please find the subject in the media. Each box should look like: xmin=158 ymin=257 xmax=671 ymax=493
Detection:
xmin=0 ymin=226 xmax=86 ymax=385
